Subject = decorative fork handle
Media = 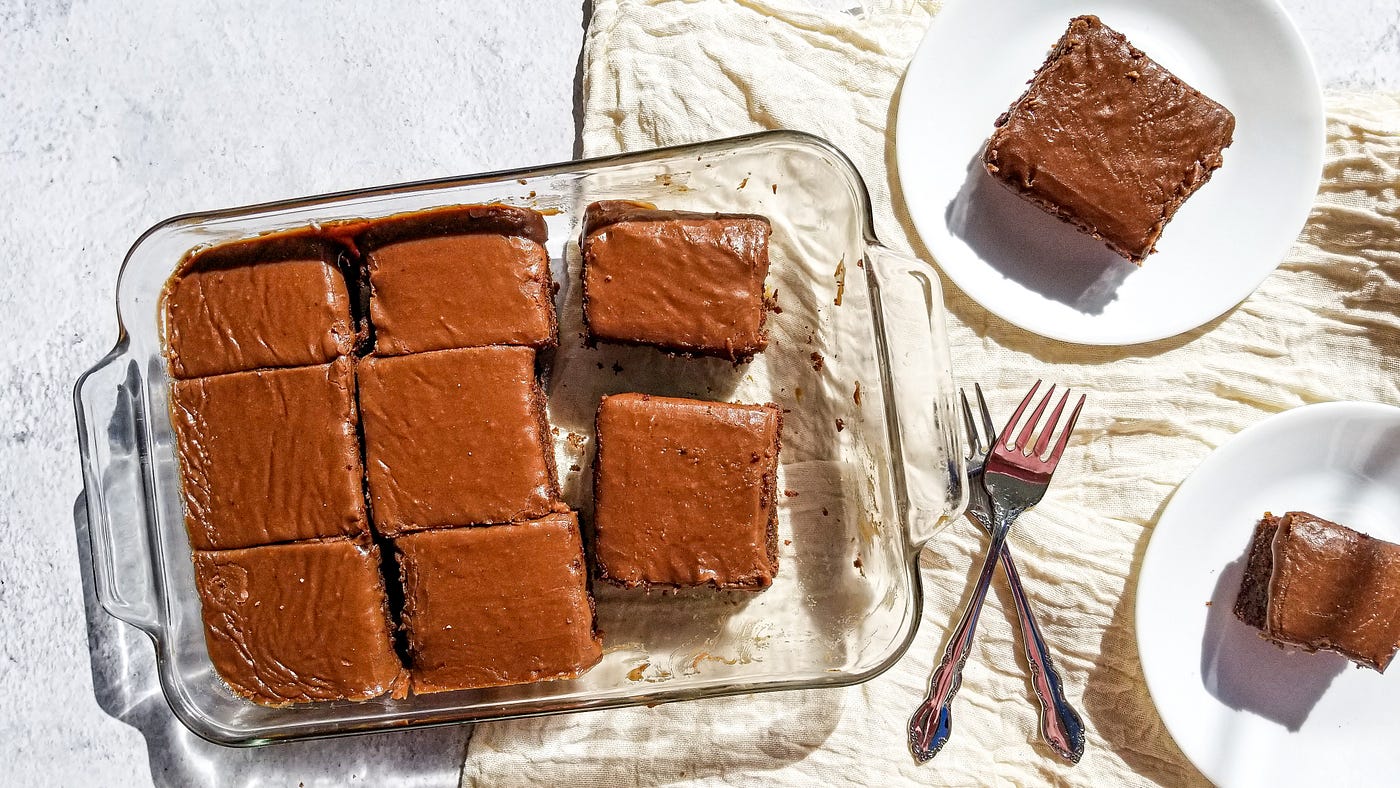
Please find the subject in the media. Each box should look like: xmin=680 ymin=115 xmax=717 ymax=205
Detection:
xmin=999 ymin=544 xmax=1086 ymax=763
xmin=908 ymin=522 xmax=1010 ymax=762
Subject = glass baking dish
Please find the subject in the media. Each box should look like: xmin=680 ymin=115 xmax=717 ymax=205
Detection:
xmin=73 ymin=130 xmax=966 ymax=746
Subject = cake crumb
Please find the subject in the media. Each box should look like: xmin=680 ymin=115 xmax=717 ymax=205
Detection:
xmin=784 ymin=539 xmax=792 ymax=546
xmin=771 ymin=183 xmax=778 ymax=194
xmin=853 ymin=556 xmax=863 ymax=569
xmin=810 ymin=352 xmax=824 ymax=372
xmin=784 ymin=490 xmax=799 ymax=498
xmin=834 ymin=259 xmax=847 ymax=306
xmin=836 ymin=418 xmax=845 ymax=432
xmin=627 ymin=663 xmax=649 ymax=682
xmin=570 ymin=464 xmax=581 ymax=472
xmin=738 ymin=177 xmax=749 ymax=189
xmin=853 ymin=381 xmax=862 ymax=406
xmin=822 ymin=507 xmax=829 ymax=517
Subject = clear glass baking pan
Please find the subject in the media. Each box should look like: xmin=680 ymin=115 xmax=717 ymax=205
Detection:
xmin=73 ymin=130 xmax=966 ymax=746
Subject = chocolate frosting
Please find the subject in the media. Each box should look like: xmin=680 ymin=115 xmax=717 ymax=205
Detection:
xmin=593 ymin=393 xmax=781 ymax=589
xmin=368 ymin=233 xmax=556 ymax=355
xmin=1267 ymin=512 xmax=1400 ymax=672
xmin=358 ymin=346 xmax=559 ymax=535
xmin=396 ymin=512 xmax=602 ymax=693
xmin=165 ymin=237 xmax=354 ymax=378
xmin=171 ymin=358 xmax=367 ymax=550
xmin=193 ymin=538 xmax=405 ymax=705
xmin=355 ymin=203 xmax=548 ymax=250
xmin=582 ymin=200 xmax=771 ymax=361
xmin=984 ymin=15 xmax=1235 ymax=263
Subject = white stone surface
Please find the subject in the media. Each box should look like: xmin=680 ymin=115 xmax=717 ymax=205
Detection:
xmin=0 ymin=1 xmax=1392 ymax=785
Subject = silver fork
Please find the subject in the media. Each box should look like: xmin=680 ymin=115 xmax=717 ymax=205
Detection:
xmin=959 ymin=385 xmax=1085 ymax=762
xmin=909 ymin=381 xmax=1086 ymax=764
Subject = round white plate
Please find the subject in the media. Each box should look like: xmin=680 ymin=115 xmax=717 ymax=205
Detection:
xmin=1136 ymin=402 xmax=1400 ymax=787
xmin=895 ymin=0 xmax=1324 ymax=345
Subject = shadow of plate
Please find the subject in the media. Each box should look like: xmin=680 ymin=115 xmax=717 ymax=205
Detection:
xmin=945 ymin=151 xmax=1136 ymax=315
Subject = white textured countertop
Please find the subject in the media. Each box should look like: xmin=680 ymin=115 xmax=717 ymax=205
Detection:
xmin=0 ymin=1 xmax=1394 ymax=785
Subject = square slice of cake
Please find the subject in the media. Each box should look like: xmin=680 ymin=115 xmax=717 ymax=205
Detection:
xmin=983 ymin=15 xmax=1236 ymax=263
xmin=361 ymin=204 xmax=556 ymax=355
xmin=170 ymin=358 xmax=367 ymax=550
xmin=193 ymin=538 xmax=405 ymax=705
xmin=395 ymin=512 xmax=602 ymax=693
xmin=593 ymin=393 xmax=781 ymax=589
xmin=581 ymin=200 xmax=772 ymax=361
xmin=165 ymin=235 xmax=355 ymax=378
xmin=358 ymin=346 xmax=559 ymax=535
xmin=1234 ymin=511 xmax=1400 ymax=672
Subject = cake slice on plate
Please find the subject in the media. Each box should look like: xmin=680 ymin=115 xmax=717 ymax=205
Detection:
xmin=1234 ymin=511 xmax=1400 ymax=672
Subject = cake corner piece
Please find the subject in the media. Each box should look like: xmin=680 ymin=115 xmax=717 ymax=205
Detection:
xmin=192 ymin=538 xmax=406 ymax=705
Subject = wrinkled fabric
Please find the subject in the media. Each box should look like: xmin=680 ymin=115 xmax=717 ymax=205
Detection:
xmin=463 ymin=1 xmax=1400 ymax=785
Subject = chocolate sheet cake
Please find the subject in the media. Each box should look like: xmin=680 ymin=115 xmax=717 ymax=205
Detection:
xmin=593 ymin=393 xmax=782 ymax=589
xmin=983 ymin=15 xmax=1236 ymax=263
xmin=1234 ymin=511 xmax=1400 ymax=672
xmin=395 ymin=512 xmax=602 ymax=693
xmin=357 ymin=346 xmax=559 ymax=535
xmin=581 ymin=200 xmax=772 ymax=361
xmin=361 ymin=204 xmax=556 ymax=355
xmin=164 ymin=235 xmax=355 ymax=378
xmin=193 ymin=538 xmax=405 ymax=705
xmin=170 ymin=358 xmax=367 ymax=550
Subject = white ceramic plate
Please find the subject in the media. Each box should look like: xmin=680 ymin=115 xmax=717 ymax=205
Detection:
xmin=894 ymin=0 xmax=1324 ymax=345
xmin=1136 ymin=402 xmax=1400 ymax=787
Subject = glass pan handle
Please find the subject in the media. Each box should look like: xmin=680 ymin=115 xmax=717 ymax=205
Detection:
xmin=73 ymin=343 xmax=161 ymax=633
xmin=866 ymin=243 xmax=968 ymax=551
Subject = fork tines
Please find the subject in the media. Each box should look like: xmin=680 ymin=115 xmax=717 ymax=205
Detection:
xmin=997 ymin=380 xmax=1086 ymax=467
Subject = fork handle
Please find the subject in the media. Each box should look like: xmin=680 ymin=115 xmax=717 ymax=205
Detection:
xmin=1000 ymin=545 xmax=1086 ymax=763
xmin=908 ymin=524 xmax=1009 ymax=762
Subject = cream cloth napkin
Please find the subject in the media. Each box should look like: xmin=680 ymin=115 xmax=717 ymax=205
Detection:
xmin=463 ymin=1 xmax=1400 ymax=784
